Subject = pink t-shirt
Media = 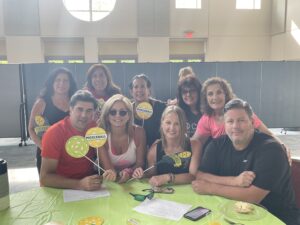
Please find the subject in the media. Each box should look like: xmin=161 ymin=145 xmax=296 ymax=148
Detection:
xmin=196 ymin=113 xmax=262 ymax=138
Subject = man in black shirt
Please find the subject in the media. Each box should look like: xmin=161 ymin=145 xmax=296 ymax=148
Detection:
xmin=192 ymin=98 xmax=300 ymax=225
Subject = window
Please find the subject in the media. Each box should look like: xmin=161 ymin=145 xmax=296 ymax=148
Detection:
xmin=46 ymin=56 xmax=84 ymax=64
xmin=176 ymin=0 xmax=201 ymax=9
xmin=236 ymin=0 xmax=261 ymax=9
xmin=99 ymin=55 xmax=137 ymax=63
xmin=63 ymin=0 xmax=116 ymax=22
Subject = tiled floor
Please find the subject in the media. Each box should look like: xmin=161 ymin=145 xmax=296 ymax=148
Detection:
xmin=1 ymin=129 xmax=300 ymax=193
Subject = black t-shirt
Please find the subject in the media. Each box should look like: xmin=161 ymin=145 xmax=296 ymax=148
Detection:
xmin=134 ymin=98 xmax=166 ymax=148
xmin=156 ymin=139 xmax=192 ymax=175
xmin=200 ymin=132 xmax=300 ymax=225
xmin=184 ymin=108 xmax=202 ymax=137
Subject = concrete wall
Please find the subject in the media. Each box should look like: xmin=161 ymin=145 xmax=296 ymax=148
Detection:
xmin=271 ymin=0 xmax=300 ymax=60
xmin=0 ymin=0 xmax=297 ymax=62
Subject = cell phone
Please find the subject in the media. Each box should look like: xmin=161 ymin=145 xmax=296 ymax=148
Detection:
xmin=184 ymin=206 xmax=211 ymax=221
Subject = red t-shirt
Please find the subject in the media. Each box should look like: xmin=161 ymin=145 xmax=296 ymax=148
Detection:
xmin=42 ymin=117 xmax=97 ymax=179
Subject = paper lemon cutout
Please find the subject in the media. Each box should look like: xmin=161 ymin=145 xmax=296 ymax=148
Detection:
xmin=85 ymin=127 xmax=107 ymax=148
xmin=78 ymin=216 xmax=104 ymax=225
xmin=65 ymin=136 xmax=89 ymax=158
xmin=35 ymin=115 xmax=45 ymax=126
xmin=177 ymin=151 xmax=192 ymax=159
xmin=136 ymin=102 xmax=153 ymax=120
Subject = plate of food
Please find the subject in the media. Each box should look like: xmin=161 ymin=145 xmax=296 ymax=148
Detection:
xmin=220 ymin=200 xmax=267 ymax=221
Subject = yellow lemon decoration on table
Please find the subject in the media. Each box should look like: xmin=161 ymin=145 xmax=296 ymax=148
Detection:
xmin=136 ymin=102 xmax=153 ymax=120
xmin=85 ymin=127 xmax=107 ymax=148
xmin=78 ymin=216 xmax=104 ymax=225
xmin=65 ymin=136 xmax=89 ymax=158
xmin=35 ymin=115 xmax=45 ymax=126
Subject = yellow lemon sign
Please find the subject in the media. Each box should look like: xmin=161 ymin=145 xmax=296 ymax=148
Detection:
xmin=177 ymin=151 xmax=192 ymax=159
xmin=35 ymin=115 xmax=45 ymax=126
xmin=65 ymin=136 xmax=89 ymax=158
xmin=78 ymin=216 xmax=104 ymax=225
xmin=85 ymin=127 xmax=107 ymax=148
xmin=97 ymin=98 xmax=105 ymax=110
xmin=136 ymin=102 xmax=153 ymax=120
xmin=169 ymin=154 xmax=182 ymax=168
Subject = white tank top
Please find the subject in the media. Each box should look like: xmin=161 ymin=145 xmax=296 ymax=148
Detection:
xmin=107 ymin=133 xmax=137 ymax=171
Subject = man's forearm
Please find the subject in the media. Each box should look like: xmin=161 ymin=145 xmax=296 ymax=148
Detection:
xmin=196 ymin=171 xmax=237 ymax=186
xmin=40 ymin=173 xmax=81 ymax=190
xmin=193 ymin=180 xmax=268 ymax=203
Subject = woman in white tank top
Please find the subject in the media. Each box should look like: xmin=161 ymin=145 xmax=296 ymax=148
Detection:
xmin=98 ymin=94 xmax=146 ymax=183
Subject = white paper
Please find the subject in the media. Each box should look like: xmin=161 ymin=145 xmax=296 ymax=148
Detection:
xmin=133 ymin=198 xmax=192 ymax=221
xmin=63 ymin=187 xmax=110 ymax=203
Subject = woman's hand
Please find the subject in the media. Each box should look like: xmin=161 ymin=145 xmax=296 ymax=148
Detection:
xmin=132 ymin=167 xmax=144 ymax=179
xmin=118 ymin=169 xmax=131 ymax=183
xmin=149 ymin=174 xmax=169 ymax=187
xmin=103 ymin=169 xmax=117 ymax=182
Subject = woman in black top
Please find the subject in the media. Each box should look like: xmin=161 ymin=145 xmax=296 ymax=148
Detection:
xmin=132 ymin=105 xmax=201 ymax=187
xmin=28 ymin=67 xmax=77 ymax=174
xmin=129 ymin=74 xmax=166 ymax=148
xmin=177 ymin=76 xmax=202 ymax=137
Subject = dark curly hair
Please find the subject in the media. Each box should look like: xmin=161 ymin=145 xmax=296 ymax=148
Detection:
xmin=201 ymin=77 xmax=235 ymax=115
xmin=39 ymin=67 xmax=77 ymax=100
xmin=177 ymin=76 xmax=202 ymax=114
xmin=85 ymin=64 xmax=121 ymax=96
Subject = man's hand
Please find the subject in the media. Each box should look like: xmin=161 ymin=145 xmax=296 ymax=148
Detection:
xmin=234 ymin=171 xmax=256 ymax=187
xmin=192 ymin=179 xmax=212 ymax=195
xmin=103 ymin=169 xmax=117 ymax=182
xmin=79 ymin=174 xmax=102 ymax=191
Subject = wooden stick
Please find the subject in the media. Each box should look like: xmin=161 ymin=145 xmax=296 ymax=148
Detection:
xmin=126 ymin=165 xmax=155 ymax=183
xmin=84 ymin=155 xmax=105 ymax=172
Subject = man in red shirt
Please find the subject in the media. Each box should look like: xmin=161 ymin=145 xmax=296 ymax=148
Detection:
xmin=40 ymin=90 xmax=102 ymax=191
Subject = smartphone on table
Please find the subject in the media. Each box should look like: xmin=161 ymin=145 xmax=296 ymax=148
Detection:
xmin=184 ymin=206 xmax=211 ymax=221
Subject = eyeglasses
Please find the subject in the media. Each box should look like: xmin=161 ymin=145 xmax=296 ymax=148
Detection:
xmin=109 ymin=109 xmax=128 ymax=117
xmin=182 ymin=89 xmax=197 ymax=95
xmin=129 ymin=190 xmax=154 ymax=202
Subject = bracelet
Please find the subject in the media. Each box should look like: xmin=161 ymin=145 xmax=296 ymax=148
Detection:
xmin=167 ymin=173 xmax=175 ymax=184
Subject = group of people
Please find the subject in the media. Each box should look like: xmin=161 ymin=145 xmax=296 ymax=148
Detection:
xmin=28 ymin=64 xmax=299 ymax=224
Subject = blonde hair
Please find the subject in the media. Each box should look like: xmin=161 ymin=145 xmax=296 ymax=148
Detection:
xmin=178 ymin=66 xmax=195 ymax=81
xmin=160 ymin=105 xmax=187 ymax=149
xmin=99 ymin=94 xmax=133 ymax=133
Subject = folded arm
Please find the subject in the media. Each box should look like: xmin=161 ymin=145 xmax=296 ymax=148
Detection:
xmin=40 ymin=158 xmax=102 ymax=191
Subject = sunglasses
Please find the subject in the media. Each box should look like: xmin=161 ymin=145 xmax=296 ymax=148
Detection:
xmin=182 ymin=88 xmax=197 ymax=95
xmin=109 ymin=109 xmax=128 ymax=117
xmin=129 ymin=190 xmax=154 ymax=202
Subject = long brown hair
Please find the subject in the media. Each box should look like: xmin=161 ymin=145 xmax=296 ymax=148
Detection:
xmin=201 ymin=77 xmax=235 ymax=115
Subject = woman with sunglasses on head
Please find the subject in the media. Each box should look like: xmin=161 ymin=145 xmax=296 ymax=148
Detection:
xmin=129 ymin=74 xmax=166 ymax=148
xmin=97 ymin=94 xmax=146 ymax=183
xmin=192 ymin=77 xmax=289 ymax=157
xmin=167 ymin=66 xmax=196 ymax=106
xmin=177 ymin=76 xmax=202 ymax=137
xmin=132 ymin=105 xmax=201 ymax=187
xmin=84 ymin=64 xmax=121 ymax=121
xmin=28 ymin=67 xmax=77 ymax=174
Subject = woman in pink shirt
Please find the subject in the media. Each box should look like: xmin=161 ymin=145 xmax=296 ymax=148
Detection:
xmin=193 ymin=77 xmax=277 ymax=146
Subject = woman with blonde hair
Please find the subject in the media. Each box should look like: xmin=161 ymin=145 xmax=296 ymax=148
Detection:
xmin=98 ymin=94 xmax=146 ymax=183
xmin=132 ymin=105 xmax=201 ymax=187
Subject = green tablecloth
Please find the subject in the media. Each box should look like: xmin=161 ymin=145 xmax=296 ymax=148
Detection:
xmin=0 ymin=180 xmax=285 ymax=225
